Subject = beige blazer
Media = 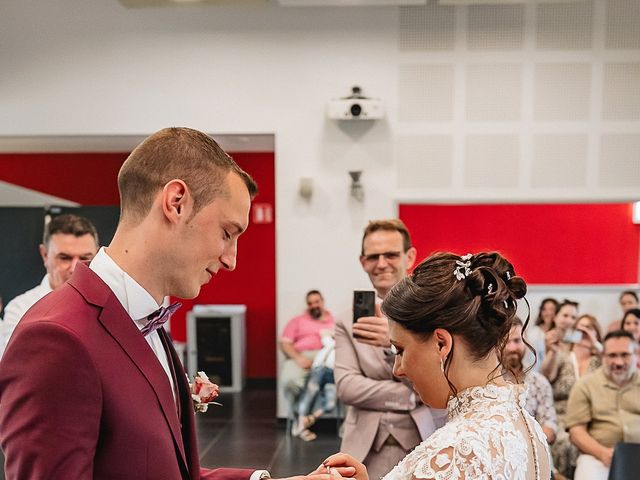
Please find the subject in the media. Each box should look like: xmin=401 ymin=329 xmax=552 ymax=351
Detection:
xmin=335 ymin=317 xmax=443 ymax=462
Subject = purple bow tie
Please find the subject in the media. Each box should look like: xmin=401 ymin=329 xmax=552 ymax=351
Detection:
xmin=141 ymin=302 xmax=182 ymax=337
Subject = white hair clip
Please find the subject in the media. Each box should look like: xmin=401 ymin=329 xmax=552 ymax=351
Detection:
xmin=505 ymin=271 xmax=512 ymax=280
xmin=454 ymin=253 xmax=473 ymax=281
xmin=487 ymin=283 xmax=494 ymax=295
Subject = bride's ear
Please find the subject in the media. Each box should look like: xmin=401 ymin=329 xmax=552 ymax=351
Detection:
xmin=433 ymin=328 xmax=453 ymax=359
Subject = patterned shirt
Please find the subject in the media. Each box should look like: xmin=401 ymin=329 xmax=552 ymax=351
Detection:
xmin=524 ymin=370 xmax=558 ymax=432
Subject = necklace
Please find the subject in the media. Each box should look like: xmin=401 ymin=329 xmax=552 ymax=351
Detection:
xmin=516 ymin=404 xmax=540 ymax=480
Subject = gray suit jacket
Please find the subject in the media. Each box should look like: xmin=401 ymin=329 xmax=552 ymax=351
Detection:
xmin=335 ymin=317 xmax=443 ymax=462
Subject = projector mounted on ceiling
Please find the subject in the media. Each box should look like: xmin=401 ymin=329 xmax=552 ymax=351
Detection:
xmin=327 ymin=86 xmax=384 ymax=121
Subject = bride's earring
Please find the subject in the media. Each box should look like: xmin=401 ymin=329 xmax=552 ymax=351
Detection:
xmin=440 ymin=357 xmax=445 ymax=373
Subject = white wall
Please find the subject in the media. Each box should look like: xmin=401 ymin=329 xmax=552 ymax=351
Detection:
xmin=1 ymin=1 xmax=639 ymax=416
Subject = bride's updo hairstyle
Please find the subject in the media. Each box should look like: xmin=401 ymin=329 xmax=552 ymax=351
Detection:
xmin=382 ymin=251 xmax=529 ymax=393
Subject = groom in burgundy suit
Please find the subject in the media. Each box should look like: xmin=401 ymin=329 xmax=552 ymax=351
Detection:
xmin=0 ymin=128 xmax=345 ymax=480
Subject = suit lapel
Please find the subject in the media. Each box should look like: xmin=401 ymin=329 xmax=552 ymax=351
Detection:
xmin=68 ymin=266 xmax=190 ymax=476
xmin=158 ymin=328 xmax=201 ymax=478
xmin=98 ymin=296 xmax=190 ymax=472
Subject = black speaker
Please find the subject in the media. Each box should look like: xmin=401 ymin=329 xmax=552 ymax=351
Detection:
xmin=187 ymin=305 xmax=246 ymax=392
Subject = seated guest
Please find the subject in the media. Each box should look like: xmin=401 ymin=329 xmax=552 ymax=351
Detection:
xmin=566 ymin=330 xmax=640 ymax=480
xmin=545 ymin=313 xmax=603 ymax=479
xmin=503 ymin=317 xmax=558 ymax=445
xmin=541 ymin=300 xmax=580 ymax=380
xmin=525 ymin=297 xmax=558 ymax=371
xmin=607 ymin=290 xmax=639 ymax=333
xmin=622 ymin=308 xmax=640 ymax=343
xmin=622 ymin=308 xmax=640 ymax=368
xmin=280 ymin=290 xmax=335 ymax=412
xmin=292 ymin=328 xmax=336 ymax=441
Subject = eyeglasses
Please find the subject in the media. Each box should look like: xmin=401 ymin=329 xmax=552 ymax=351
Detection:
xmin=362 ymin=251 xmax=403 ymax=264
xmin=604 ymin=352 xmax=633 ymax=360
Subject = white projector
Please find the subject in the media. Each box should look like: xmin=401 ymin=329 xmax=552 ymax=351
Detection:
xmin=327 ymin=86 xmax=384 ymax=120
xmin=327 ymin=98 xmax=384 ymax=120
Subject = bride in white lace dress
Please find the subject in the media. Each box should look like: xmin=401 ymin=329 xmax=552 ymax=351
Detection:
xmin=321 ymin=252 xmax=551 ymax=480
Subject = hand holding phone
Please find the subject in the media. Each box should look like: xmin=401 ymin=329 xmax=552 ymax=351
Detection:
xmin=562 ymin=329 xmax=583 ymax=344
xmin=352 ymin=291 xmax=390 ymax=347
xmin=353 ymin=290 xmax=376 ymax=323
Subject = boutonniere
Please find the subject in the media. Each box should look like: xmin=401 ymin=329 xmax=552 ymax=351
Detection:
xmin=188 ymin=371 xmax=222 ymax=413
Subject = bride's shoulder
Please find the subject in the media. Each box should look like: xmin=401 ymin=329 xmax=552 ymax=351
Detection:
xmin=384 ymin=414 xmax=514 ymax=480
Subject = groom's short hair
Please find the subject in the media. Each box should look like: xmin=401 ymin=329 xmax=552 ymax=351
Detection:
xmin=118 ymin=127 xmax=257 ymax=224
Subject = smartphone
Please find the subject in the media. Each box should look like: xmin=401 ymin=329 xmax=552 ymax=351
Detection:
xmin=562 ymin=329 xmax=583 ymax=344
xmin=353 ymin=290 xmax=376 ymax=323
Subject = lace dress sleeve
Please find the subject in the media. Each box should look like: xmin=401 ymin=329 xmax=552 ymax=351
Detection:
xmin=410 ymin=434 xmax=497 ymax=479
xmin=385 ymin=424 xmax=502 ymax=480
xmin=385 ymin=412 xmax=530 ymax=480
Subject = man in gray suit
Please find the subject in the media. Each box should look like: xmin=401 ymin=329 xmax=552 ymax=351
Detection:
xmin=334 ymin=219 xmax=446 ymax=479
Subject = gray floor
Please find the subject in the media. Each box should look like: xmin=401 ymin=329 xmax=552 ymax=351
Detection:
xmin=0 ymin=386 xmax=342 ymax=479
xmin=197 ymin=386 xmax=342 ymax=477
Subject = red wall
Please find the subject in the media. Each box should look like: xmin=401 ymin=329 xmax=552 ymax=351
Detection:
xmin=170 ymin=152 xmax=276 ymax=379
xmin=400 ymin=203 xmax=640 ymax=284
xmin=0 ymin=150 xmax=276 ymax=378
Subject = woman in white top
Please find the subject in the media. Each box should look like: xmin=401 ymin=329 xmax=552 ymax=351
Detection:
xmin=540 ymin=300 xmax=579 ymax=381
xmin=321 ymin=252 xmax=551 ymax=480
xmin=525 ymin=298 xmax=558 ymax=371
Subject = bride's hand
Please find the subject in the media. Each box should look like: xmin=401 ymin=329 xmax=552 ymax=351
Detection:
xmin=321 ymin=453 xmax=369 ymax=480
xmin=309 ymin=462 xmax=356 ymax=479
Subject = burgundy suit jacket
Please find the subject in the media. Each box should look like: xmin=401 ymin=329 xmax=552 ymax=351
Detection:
xmin=0 ymin=265 xmax=254 ymax=480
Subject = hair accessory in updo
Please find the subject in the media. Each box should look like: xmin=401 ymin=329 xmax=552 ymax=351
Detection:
xmin=453 ymin=253 xmax=473 ymax=281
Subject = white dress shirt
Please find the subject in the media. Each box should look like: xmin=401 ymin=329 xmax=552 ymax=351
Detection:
xmin=0 ymin=274 xmax=53 ymax=358
xmin=89 ymin=248 xmax=175 ymax=397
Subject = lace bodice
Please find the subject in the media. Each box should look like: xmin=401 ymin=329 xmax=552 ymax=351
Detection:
xmin=382 ymin=384 xmax=551 ymax=480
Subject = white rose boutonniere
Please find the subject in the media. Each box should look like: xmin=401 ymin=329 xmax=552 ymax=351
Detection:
xmin=188 ymin=371 xmax=221 ymax=413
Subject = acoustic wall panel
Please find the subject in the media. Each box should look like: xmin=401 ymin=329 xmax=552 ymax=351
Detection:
xmin=606 ymin=0 xmax=640 ymax=49
xmin=397 ymin=135 xmax=453 ymax=188
xmin=599 ymin=134 xmax=640 ymax=187
xmin=464 ymin=134 xmax=519 ymax=188
xmin=467 ymin=4 xmax=524 ymax=51
xmin=602 ymin=63 xmax=640 ymax=120
xmin=534 ymin=63 xmax=591 ymax=121
xmin=399 ymin=4 xmax=455 ymax=51
xmin=395 ymin=1 xmax=639 ymax=193
xmin=532 ymin=134 xmax=588 ymax=188
xmin=466 ymin=63 xmax=522 ymax=122
xmin=398 ymin=64 xmax=454 ymax=122
xmin=536 ymin=0 xmax=593 ymax=50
